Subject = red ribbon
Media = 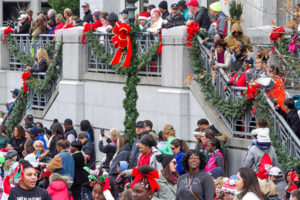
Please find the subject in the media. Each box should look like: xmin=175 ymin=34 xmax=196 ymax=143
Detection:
xmin=81 ymin=22 xmax=102 ymax=45
xmin=186 ymin=22 xmax=200 ymax=47
xmin=269 ymin=26 xmax=284 ymax=52
xmin=2 ymin=27 xmax=13 ymax=44
xmin=130 ymin=168 xmax=160 ymax=193
xmin=157 ymin=30 xmax=163 ymax=54
xmin=22 ymin=72 xmax=30 ymax=93
xmin=110 ymin=22 xmax=132 ymax=68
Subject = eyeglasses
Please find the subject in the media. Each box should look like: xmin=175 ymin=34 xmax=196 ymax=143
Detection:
xmin=188 ymin=157 xmax=200 ymax=161
xmin=171 ymin=147 xmax=177 ymax=150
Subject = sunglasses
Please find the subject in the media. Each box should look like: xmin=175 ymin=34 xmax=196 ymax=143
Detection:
xmin=171 ymin=147 xmax=177 ymax=150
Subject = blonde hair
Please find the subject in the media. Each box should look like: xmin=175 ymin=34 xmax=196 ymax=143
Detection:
xmin=55 ymin=14 xmax=65 ymax=24
xmin=215 ymin=176 xmax=225 ymax=188
xmin=36 ymin=48 xmax=50 ymax=66
xmin=3 ymin=159 xmax=13 ymax=171
xmin=259 ymin=179 xmax=278 ymax=197
xmin=33 ymin=140 xmax=44 ymax=149
xmin=110 ymin=128 xmax=120 ymax=141
xmin=64 ymin=8 xmax=72 ymax=17
xmin=113 ymin=135 xmax=128 ymax=159
xmin=49 ymin=173 xmax=73 ymax=188
xmin=162 ymin=124 xmax=176 ymax=137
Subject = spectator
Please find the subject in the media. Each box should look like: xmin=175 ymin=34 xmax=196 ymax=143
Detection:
xmin=170 ymin=139 xmax=189 ymax=175
xmin=186 ymin=0 xmax=211 ymax=30
xmin=197 ymin=118 xmax=221 ymax=137
xmin=47 ymin=20 xmax=56 ymax=34
xmin=49 ymin=123 xmax=64 ymax=157
xmin=177 ymin=0 xmax=190 ymax=21
xmin=26 ymin=48 xmax=50 ymax=73
xmin=24 ymin=140 xmax=50 ymax=168
xmin=46 ymin=140 xmax=74 ymax=179
xmin=147 ymin=4 xmax=156 ymax=14
xmin=205 ymin=138 xmax=224 ymax=172
xmin=193 ymin=128 xmax=202 ymax=151
xmin=291 ymin=190 xmax=300 ymax=200
xmin=157 ymin=131 xmax=167 ymax=149
xmin=144 ymin=120 xmax=156 ymax=141
xmin=47 ymin=173 xmax=73 ymax=200
xmin=29 ymin=126 xmax=47 ymax=150
xmin=80 ymin=119 xmax=94 ymax=141
xmin=92 ymin=11 xmax=102 ymax=24
xmin=15 ymin=14 xmax=31 ymax=34
xmin=138 ymin=12 xmax=150 ymax=32
xmin=220 ymin=177 xmax=238 ymax=200
xmin=162 ymin=3 xmax=186 ymax=29
xmin=153 ymin=154 xmax=178 ymax=200
xmin=8 ymin=125 xmax=26 ymax=158
xmin=266 ymin=167 xmax=287 ymax=199
xmin=26 ymin=9 xmax=33 ymax=22
xmin=209 ymin=39 xmax=231 ymax=73
xmin=5 ymin=88 xmax=18 ymax=111
xmin=147 ymin=9 xmax=163 ymax=34
xmin=236 ymin=167 xmax=265 ymax=200
xmin=4 ymin=149 xmax=19 ymax=178
xmin=97 ymin=12 xmax=110 ymax=33
xmin=259 ymin=179 xmax=280 ymax=200
xmin=52 ymin=14 xmax=65 ymax=34
xmin=231 ymin=41 xmax=248 ymax=73
xmin=208 ymin=2 xmax=228 ymax=37
xmin=176 ymin=150 xmax=214 ymax=200
xmin=120 ymin=9 xmax=129 ymax=23
xmin=47 ymin=9 xmax=56 ymax=25
xmin=99 ymin=128 xmax=119 ymax=168
xmin=276 ymin=98 xmax=300 ymax=137
xmin=31 ymin=17 xmax=47 ymax=38
xmin=0 ymin=125 xmax=9 ymax=149
xmin=81 ymin=2 xmax=93 ymax=24
xmin=70 ymin=141 xmax=89 ymax=200
xmin=0 ymin=110 xmax=5 ymax=125
xmin=159 ymin=0 xmax=170 ymax=20
xmin=214 ymin=176 xmax=225 ymax=199
xmin=106 ymin=12 xmax=119 ymax=32
xmin=225 ymin=23 xmax=252 ymax=52
xmin=159 ymin=124 xmax=177 ymax=155
xmin=78 ymin=132 xmax=95 ymax=169
xmin=203 ymin=32 xmax=223 ymax=50
xmin=24 ymin=114 xmax=34 ymax=129
xmin=129 ymin=121 xmax=148 ymax=168
xmin=63 ymin=8 xmax=72 ymax=27
xmin=200 ymin=129 xmax=215 ymax=159
xmin=63 ymin=118 xmax=77 ymax=143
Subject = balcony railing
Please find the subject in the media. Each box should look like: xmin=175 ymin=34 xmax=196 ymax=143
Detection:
xmin=87 ymin=32 xmax=161 ymax=77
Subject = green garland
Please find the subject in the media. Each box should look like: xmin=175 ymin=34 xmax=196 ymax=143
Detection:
xmin=190 ymin=35 xmax=300 ymax=170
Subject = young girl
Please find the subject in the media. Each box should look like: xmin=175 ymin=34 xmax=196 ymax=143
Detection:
xmin=3 ymin=149 xmax=18 ymax=179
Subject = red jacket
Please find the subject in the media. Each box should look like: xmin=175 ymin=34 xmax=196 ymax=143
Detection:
xmin=53 ymin=23 xmax=64 ymax=34
xmin=47 ymin=181 xmax=73 ymax=200
xmin=228 ymin=67 xmax=250 ymax=87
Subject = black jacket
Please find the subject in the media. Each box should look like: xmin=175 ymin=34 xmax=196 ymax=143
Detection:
xmin=162 ymin=11 xmax=170 ymax=20
xmin=277 ymin=107 xmax=300 ymax=137
xmin=129 ymin=131 xmax=149 ymax=168
xmin=83 ymin=10 xmax=93 ymax=24
xmin=109 ymin=143 xmax=131 ymax=178
xmin=30 ymin=59 xmax=48 ymax=73
xmin=49 ymin=135 xmax=64 ymax=157
xmin=16 ymin=18 xmax=31 ymax=34
xmin=64 ymin=127 xmax=77 ymax=141
xmin=99 ymin=138 xmax=116 ymax=168
xmin=9 ymin=137 xmax=26 ymax=158
xmin=72 ymin=151 xmax=89 ymax=185
xmin=163 ymin=13 xmax=185 ymax=29
xmin=193 ymin=7 xmax=211 ymax=30
xmin=83 ymin=140 xmax=96 ymax=169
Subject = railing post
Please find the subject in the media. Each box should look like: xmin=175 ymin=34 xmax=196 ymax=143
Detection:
xmin=161 ymin=26 xmax=189 ymax=88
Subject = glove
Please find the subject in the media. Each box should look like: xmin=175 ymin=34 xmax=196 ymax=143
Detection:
xmin=100 ymin=177 xmax=110 ymax=191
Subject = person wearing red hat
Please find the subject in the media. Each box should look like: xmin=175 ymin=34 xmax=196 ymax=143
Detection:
xmin=186 ymin=0 xmax=211 ymax=30
xmin=147 ymin=9 xmax=163 ymax=34
xmin=138 ymin=11 xmax=150 ymax=32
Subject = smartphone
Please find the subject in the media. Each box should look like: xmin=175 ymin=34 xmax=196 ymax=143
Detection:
xmin=101 ymin=129 xmax=105 ymax=137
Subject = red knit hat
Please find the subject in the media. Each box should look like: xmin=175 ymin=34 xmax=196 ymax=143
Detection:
xmin=139 ymin=11 xmax=149 ymax=21
xmin=221 ymin=178 xmax=238 ymax=195
xmin=186 ymin=0 xmax=199 ymax=7
xmin=151 ymin=9 xmax=161 ymax=17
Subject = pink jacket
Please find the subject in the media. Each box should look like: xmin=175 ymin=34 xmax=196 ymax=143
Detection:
xmin=47 ymin=181 xmax=73 ymax=200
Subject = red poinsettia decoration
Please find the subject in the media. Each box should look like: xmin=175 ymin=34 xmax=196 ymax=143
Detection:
xmin=186 ymin=22 xmax=200 ymax=47
xmin=21 ymin=72 xmax=30 ymax=93
xmin=269 ymin=26 xmax=285 ymax=52
xmin=245 ymin=84 xmax=261 ymax=100
xmin=2 ymin=27 xmax=13 ymax=44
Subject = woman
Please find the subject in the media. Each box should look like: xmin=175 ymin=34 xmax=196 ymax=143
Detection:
xmin=31 ymin=17 xmax=47 ymax=38
xmin=137 ymin=135 xmax=161 ymax=169
xmin=176 ymin=150 xmax=214 ymax=200
xmin=53 ymin=14 xmax=65 ymax=34
xmin=47 ymin=173 xmax=73 ymax=200
xmin=63 ymin=8 xmax=72 ymax=27
xmin=0 ymin=125 xmax=9 ymax=149
xmin=152 ymin=154 xmax=178 ymax=200
xmin=46 ymin=140 xmax=74 ymax=180
xmin=8 ymin=125 xmax=26 ymax=158
xmin=236 ymin=167 xmax=265 ymax=200
xmin=97 ymin=12 xmax=110 ymax=33
xmin=146 ymin=9 xmax=163 ymax=34
xmin=49 ymin=122 xmax=64 ymax=157
xmin=24 ymin=140 xmax=50 ymax=168
xmin=170 ymin=139 xmax=189 ymax=175
xmin=159 ymin=124 xmax=177 ymax=155
xmin=80 ymin=119 xmax=94 ymax=141
xmin=4 ymin=149 xmax=19 ymax=178
xmin=7 ymin=160 xmax=52 ymax=200
xmin=259 ymin=179 xmax=280 ymax=200
xmin=209 ymin=39 xmax=231 ymax=74
xmin=109 ymin=135 xmax=131 ymax=179
xmin=26 ymin=48 xmax=50 ymax=73
xmin=205 ymin=138 xmax=224 ymax=172
xmin=99 ymin=128 xmax=120 ymax=168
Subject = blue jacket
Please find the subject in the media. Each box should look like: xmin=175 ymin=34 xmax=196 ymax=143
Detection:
xmin=35 ymin=134 xmax=47 ymax=150
xmin=182 ymin=8 xmax=190 ymax=21
xmin=56 ymin=151 xmax=75 ymax=179
xmin=175 ymin=151 xmax=185 ymax=175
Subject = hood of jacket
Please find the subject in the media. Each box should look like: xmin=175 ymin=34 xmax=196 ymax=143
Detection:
xmin=231 ymin=22 xmax=243 ymax=35
xmin=48 ymin=181 xmax=68 ymax=193
xmin=119 ymin=161 xmax=129 ymax=172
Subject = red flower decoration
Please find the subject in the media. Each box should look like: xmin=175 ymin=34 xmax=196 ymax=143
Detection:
xmin=186 ymin=22 xmax=200 ymax=47
xmin=269 ymin=26 xmax=285 ymax=52
xmin=2 ymin=27 xmax=13 ymax=44
xmin=245 ymin=84 xmax=260 ymax=100
xmin=21 ymin=72 xmax=30 ymax=93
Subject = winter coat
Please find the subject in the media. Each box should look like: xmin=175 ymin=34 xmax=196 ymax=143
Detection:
xmin=72 ymin=151 xmax=89 ymax=186
xmin=162 ymin=11 xmax=170 ymax=20
xmin=129 ymin=131 xmax=148 ymax=168
xmin=109 ymin=143 xmax=131 ymax=178
xmin=214 ymin=11 xmax=228 ymax=37
xmin=64 ymin=127 xmax=77 ymax=143
xmin=159 ymin=137 xmax=177 ymax=155
xmin=175 ymin=151 xmax=185 ymax=175
xmin=82 ymin=140 xmax=95 ymax=169
xmin=147 ymin=18 xmax=163 ymax=34
xmin=228 ymin=67 xmax=251 ymax=88
xmin=163 ymin=13 xmax=185 ymax=29
xmin=47 ymin=181 xmax=73 ymax=200
xmin=225 ymin=23 xmax=253 ymax=52
xmin=83 ymin=10 xmax=93 ymax=24
xmin=241 ymin=192 xmax=261 ymax=200
xmin=9 ymin=137 xmax=26 ymax=158
xmin=99 ymin=138 xmax=117 ymax=168
xmin=0 ymin=135 xmax=9 ymax=150
xmin=209 ymin=49 xmax=232 ymax=73
xmin=49 ymin=135 xmax=64 ymax=157
xmin=16 ymin=18 xmax=31 ymax=34
xmin=193 ymin=7 xmax=211 ymax=30
xmin=152 ymin=171 xmax=176 ymax=200
xmin=244 ymin=145 xmax=279 ymax=172
xmin=273 ymin=176 xmax=287 ymax=199
xmin=35 ymin=133 xmax=48 ymax=150
xmin=276 ymin=107 xmax=300 ymax=138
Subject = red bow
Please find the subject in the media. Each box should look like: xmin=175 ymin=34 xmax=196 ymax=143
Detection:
xmin=269 ymin=26 xmax=284 ymax=52
xmin=186 ymin=22 xmax=200 ymax=47
xmin=110 ymin=22 xmax=132 ymax=68
xmin=22 ymin=72 xmax=30 ymax=93
xmin=245 ymin=84 xmax=260 ymax=101
xmin=157 ymin=30 xmax=163 ymax=54
xmin=131 ymin=168 xmax=160 ymax=193
xmin=82 ymin=23 xmax=100 ymax=44
xmin=2 ymin=27 xmax=13 ymax=44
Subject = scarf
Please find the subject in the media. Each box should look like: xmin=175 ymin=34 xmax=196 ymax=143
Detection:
xmin=138 ymin=149 xmax=152 ymax=167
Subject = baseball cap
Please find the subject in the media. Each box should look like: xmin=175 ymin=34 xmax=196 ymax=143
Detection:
xmin=185 ymin=0 xmax=199 ymax=7
xmin=64 ymin=118 xmax=73 ymax=125
xmin=10 ymin=88 xmax=19 ymax=96
xmin=81 ymin=2 xmax=89 ymax=7
xmin=171 ymin=3 xmax=179 ymax=9
xmin=265 ymin=167 xmax=283 ymax=176
xmin=135 ymin=121 xmax=146 ymax=128
xmin=18 ymin=14 xmax=27 ymax=20
xmin=120 ymin=9 xmax=129 ymax=15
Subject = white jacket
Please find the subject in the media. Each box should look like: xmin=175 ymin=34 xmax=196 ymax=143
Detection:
xmin=242 ymin=192 xmax=261 ymax=200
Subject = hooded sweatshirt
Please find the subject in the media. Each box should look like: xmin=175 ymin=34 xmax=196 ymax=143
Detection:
xmin=225 ymin=23 xmax=253 ymax=52
xmin=47 ymin=181 xmax=73 ymax=200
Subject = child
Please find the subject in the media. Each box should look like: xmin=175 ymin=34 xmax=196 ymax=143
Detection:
xmin=214 ymin=176 xmax=225 ymax=200
xmin=219 ymin=178 xmax=238 ymax=200
xmin=115 ymin=161 xmax=130 ymax=195
xmin=251 ymin=118 xmax=271 ymax=149
xmin=3 ymin=149 xmax=18 ymax=179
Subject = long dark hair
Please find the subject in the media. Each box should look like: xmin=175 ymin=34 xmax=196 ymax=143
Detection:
xmin=51 ymin=123 xmax=64 ymax=137
xmin=181 ymin=150 xmax=206 ymax=171
xmin=208 ymin=138 xmax=223 ymax=154
xmin=171 ymin=139 xmax=189 ymax=153
xmin=80 ymin=120 xmax=94 ymax=141
xmin=238 ymin=167 xmax=264 ymax=199
xmin=14 ymin=125 xmax=25 ymax=139
xmin=162 ymin=161 xmax=179 ymax=185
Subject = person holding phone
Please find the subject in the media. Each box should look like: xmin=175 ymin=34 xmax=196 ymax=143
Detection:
xmin=24 ymin=140 xmax=51 ymax=169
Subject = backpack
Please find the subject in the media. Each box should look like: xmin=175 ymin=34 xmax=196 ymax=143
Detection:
xmin=256 ymin=151 xmax=273 ymax=180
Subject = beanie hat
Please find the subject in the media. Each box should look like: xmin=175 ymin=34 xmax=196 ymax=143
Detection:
xmin=210 ymin=2 xmax=221 ymax=12
xmin=138 ymin=11 xmax=149 ymax=21
xmin=107 ymin=12 xmax=118 ymax=22
xmin=252 ymin=128 xmax=271 ymax=143
xmin=7 ymin=149 xmax=17 ymax=159
xmin=29 ymin=126 xmax=39 ymax=136
xmin=159 ymin=1 xmax=168 ymax=10
xmin=156 ymin=154 xmax=174 ymax=168
xmin=221 ymin=178 xmax=238 ymax=195
xmin=71 ymin=140 xmax=82 ymax=151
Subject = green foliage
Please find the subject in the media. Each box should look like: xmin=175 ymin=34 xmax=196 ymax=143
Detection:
xmin=48 ymin=0 xmax=80 ymax=16
xmin=229 ymin=0 xmax=243 ymax=23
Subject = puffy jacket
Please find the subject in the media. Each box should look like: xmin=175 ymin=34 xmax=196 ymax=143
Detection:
xmin=47 ymin=180 xmax=73 ymax=200
xmin=215 ymin=11 xmax=228 ymax=37
xmin=193 ymin=7 xmax=211 ymax=30
xmin=225 ymin=23 xmax=253 ymax=52
xmin=152 ymin=171 xmax=176 ymax=200
xmin=16 ymin=18 xmax=31 ymax=34
xmin=109 ymin=143 xmax=131 ymax=178
xmin=163 ymin=13 xmax=186 ymax=29
xmin=228 ymin=67 xmax=251 ymax=87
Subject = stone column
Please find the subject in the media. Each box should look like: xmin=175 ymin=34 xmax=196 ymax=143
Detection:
xmin=0 ymin=0 xmax=3 ymax=26
xmin=0 ymin=28 xmax=9 ymax=70
xmin=29 ymin=0 xmax=41 ymax=19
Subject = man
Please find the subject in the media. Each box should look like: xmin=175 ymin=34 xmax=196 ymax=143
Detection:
xmin=193 ymin=128 xmax=202 ymax=151
xmin=200 ymin=129 xmax=215 ymax=159
xmin=225 ymin=23 xmax=252 ymax=52
xmin=129 ymin=121 xmax=149 ymax=168
xmin=158 ymin=0 xmax=170 ymax=20
xmin=15 ymin=14 xmax=31 ymax=34
xmin=24 ymin=114 xmax=34 ymax=129
xmin=291 ymin=190 xmax=300 ymax=200
xmin=276 ymin=98 xmax=300 ymax=138
xmin=144 ymin=120 xmax=157 ymax=141
xmin=47 ymin=9 xmax=56 ymax=25
xmin=186 ymin=0 xmax=211 ymax=30
xmin=5 ymin=88 xmax=18 ymax=111
xmin=209 ymin=2 xmax=228 ymax=37
xmin=267 ymin=167 xmax=287 ymax=199
xmin=63 ymin=118 xmax=77 ymax=143
xmin=197 ymin=118 xmax=220 ymax=136
xmin=78 ymin=132 xmax=95 ymax=169
xmin=81 ymin=2 xmax=93 ymax=24
xmin=120 ymin=9 xmax=129 ymax=23
xmin=178 ymin=0 xmax=190 ymax=21
xmin=162 ymin=3 xmax=186 ymax=29
xmin=29 ymin=126 xmax=47 ymax=150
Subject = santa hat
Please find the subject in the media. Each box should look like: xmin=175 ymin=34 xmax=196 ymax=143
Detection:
xmin=221 ymin=178 xmax=238 ymax=195
xmin=151 ymin=9 xmax=161 ymax=17
xmin=139 ymin=11 xmax=149 ymax=21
